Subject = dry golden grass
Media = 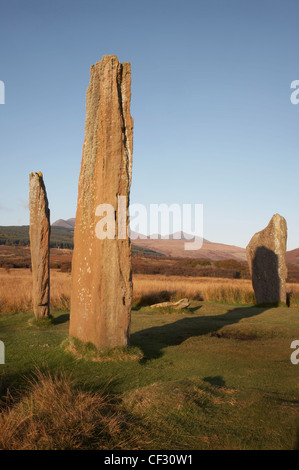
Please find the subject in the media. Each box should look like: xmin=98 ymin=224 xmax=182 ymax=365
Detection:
xmin=133 ymin=274 xmax=255 ymax=305
xmin=0 ymin=269 xmax=71 ymax=314
xmin=133 ymin=274 xmax=299 ymax=307
xmin=0 ymin=268 xmax=299 ymax=314
xmin=0 ymin=369 xmax=144 ymax=450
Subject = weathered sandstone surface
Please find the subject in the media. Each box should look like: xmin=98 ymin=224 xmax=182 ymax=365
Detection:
xmin=246 ymin=214 xmax=287 ymax=304
xmin=70 ymin=55 xmax=133 ymax=350
xmin=29 ymin=172 xmax=50 ymax=319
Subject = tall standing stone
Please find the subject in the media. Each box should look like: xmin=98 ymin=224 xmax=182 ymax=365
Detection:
xmin=29 ymin=172 xmax=50 ymax=319
xmin=246 ymin=214 xmax=287 ymax=305
xmin=70 ymin=55 xmax=133 ymax=350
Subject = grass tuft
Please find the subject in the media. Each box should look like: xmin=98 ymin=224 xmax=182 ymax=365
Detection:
xmin=63 ymin=337 xmax=143 ymax=362
xmin=28 ymin=315 xmax=54 ymax=328
xmin=0 ymin=369 xmax=146 ymax=450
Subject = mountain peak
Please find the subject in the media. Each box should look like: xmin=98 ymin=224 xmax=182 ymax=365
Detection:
xmin=52 ymin=218 xmax=75 ymax=229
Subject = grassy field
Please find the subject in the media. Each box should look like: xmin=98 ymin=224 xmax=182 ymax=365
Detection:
xmin=0 ymin=298 xmax=299 ymax=448
xmin=0 ymin=268 xmax=299 ymax=449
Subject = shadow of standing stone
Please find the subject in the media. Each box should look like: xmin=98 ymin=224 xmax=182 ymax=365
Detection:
xmin=246 ymin=214 xmax=287 ymax=305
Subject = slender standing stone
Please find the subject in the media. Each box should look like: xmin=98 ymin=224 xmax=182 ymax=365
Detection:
xmin=70 ymin=55 xmax=133 ymax=350
xmin=29 ymin=172 xmax=50 ymax=319
xmin=246 ymin=214 xmax=287 ymax=305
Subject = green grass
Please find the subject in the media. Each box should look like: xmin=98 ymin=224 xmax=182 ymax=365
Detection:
xmin=62 ymin=337 xmax=143 ymax=362
xmin=1 ymin=302 xmax=299 ymax=449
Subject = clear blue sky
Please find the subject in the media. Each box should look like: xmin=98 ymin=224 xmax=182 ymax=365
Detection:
xmin=0 ymin=0 xmax=298 ymax=249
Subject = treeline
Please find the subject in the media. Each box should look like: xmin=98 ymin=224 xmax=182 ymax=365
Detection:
xmin=132 ymin=256 xmax=299 ymax=282
xmin=132 ymin=255 xmax=251 ymax=279
xmin=0 ymin=258 xmax=72 ymax=271
xmin=0 ymin=226 xmax=169 ymax=255
xmin=131 ymin=245 xmax=165 ymax=257
xmin=0 ymin=226 xmax=74 ymax=249
xmin=1 ymin=247 xmax=299 ymax=282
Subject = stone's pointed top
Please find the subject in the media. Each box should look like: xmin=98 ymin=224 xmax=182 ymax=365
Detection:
xmin=250 ymin=213 xmax=287 ymax=242
xmin=101 ymin=54 xmax=119 ymax=61
xmin=30 ymin=171 xmax=43 ymax=179
xmin=29 ymin=172 xmax=49 ymax=215
xmin=91 ymin=55 xmax=119 ymax=67
xmin=91 ymin=55 xmax=131 ymax=71
xmin=29 ymin=173 xmax=47 ymax=194
xmin=267 ymin=213 xmax=287 ymax=234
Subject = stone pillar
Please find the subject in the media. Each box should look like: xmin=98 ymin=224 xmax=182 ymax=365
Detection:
xmin=29 ymin=172 xmax=50 ymax=319
xmin=70 ymin=55 xmax=133 ymax=350
xmin=246 ymin=214 xmax=287 ymax=305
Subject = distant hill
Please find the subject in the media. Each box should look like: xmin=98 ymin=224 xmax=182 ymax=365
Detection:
xmin=286 ymin=248 xmax=299 ymax=264
xmin=2 ymin=220 xmax=297 ymax=264
xmin=52 ymin=220 xmax=247 ymax=261
xmin=132 ymin=236 xmax=247 ymax=261
xmin=52 ymin=218 xmax=75 ymax=229
xmin=0 ymin=224 xmax=163 ymax=257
